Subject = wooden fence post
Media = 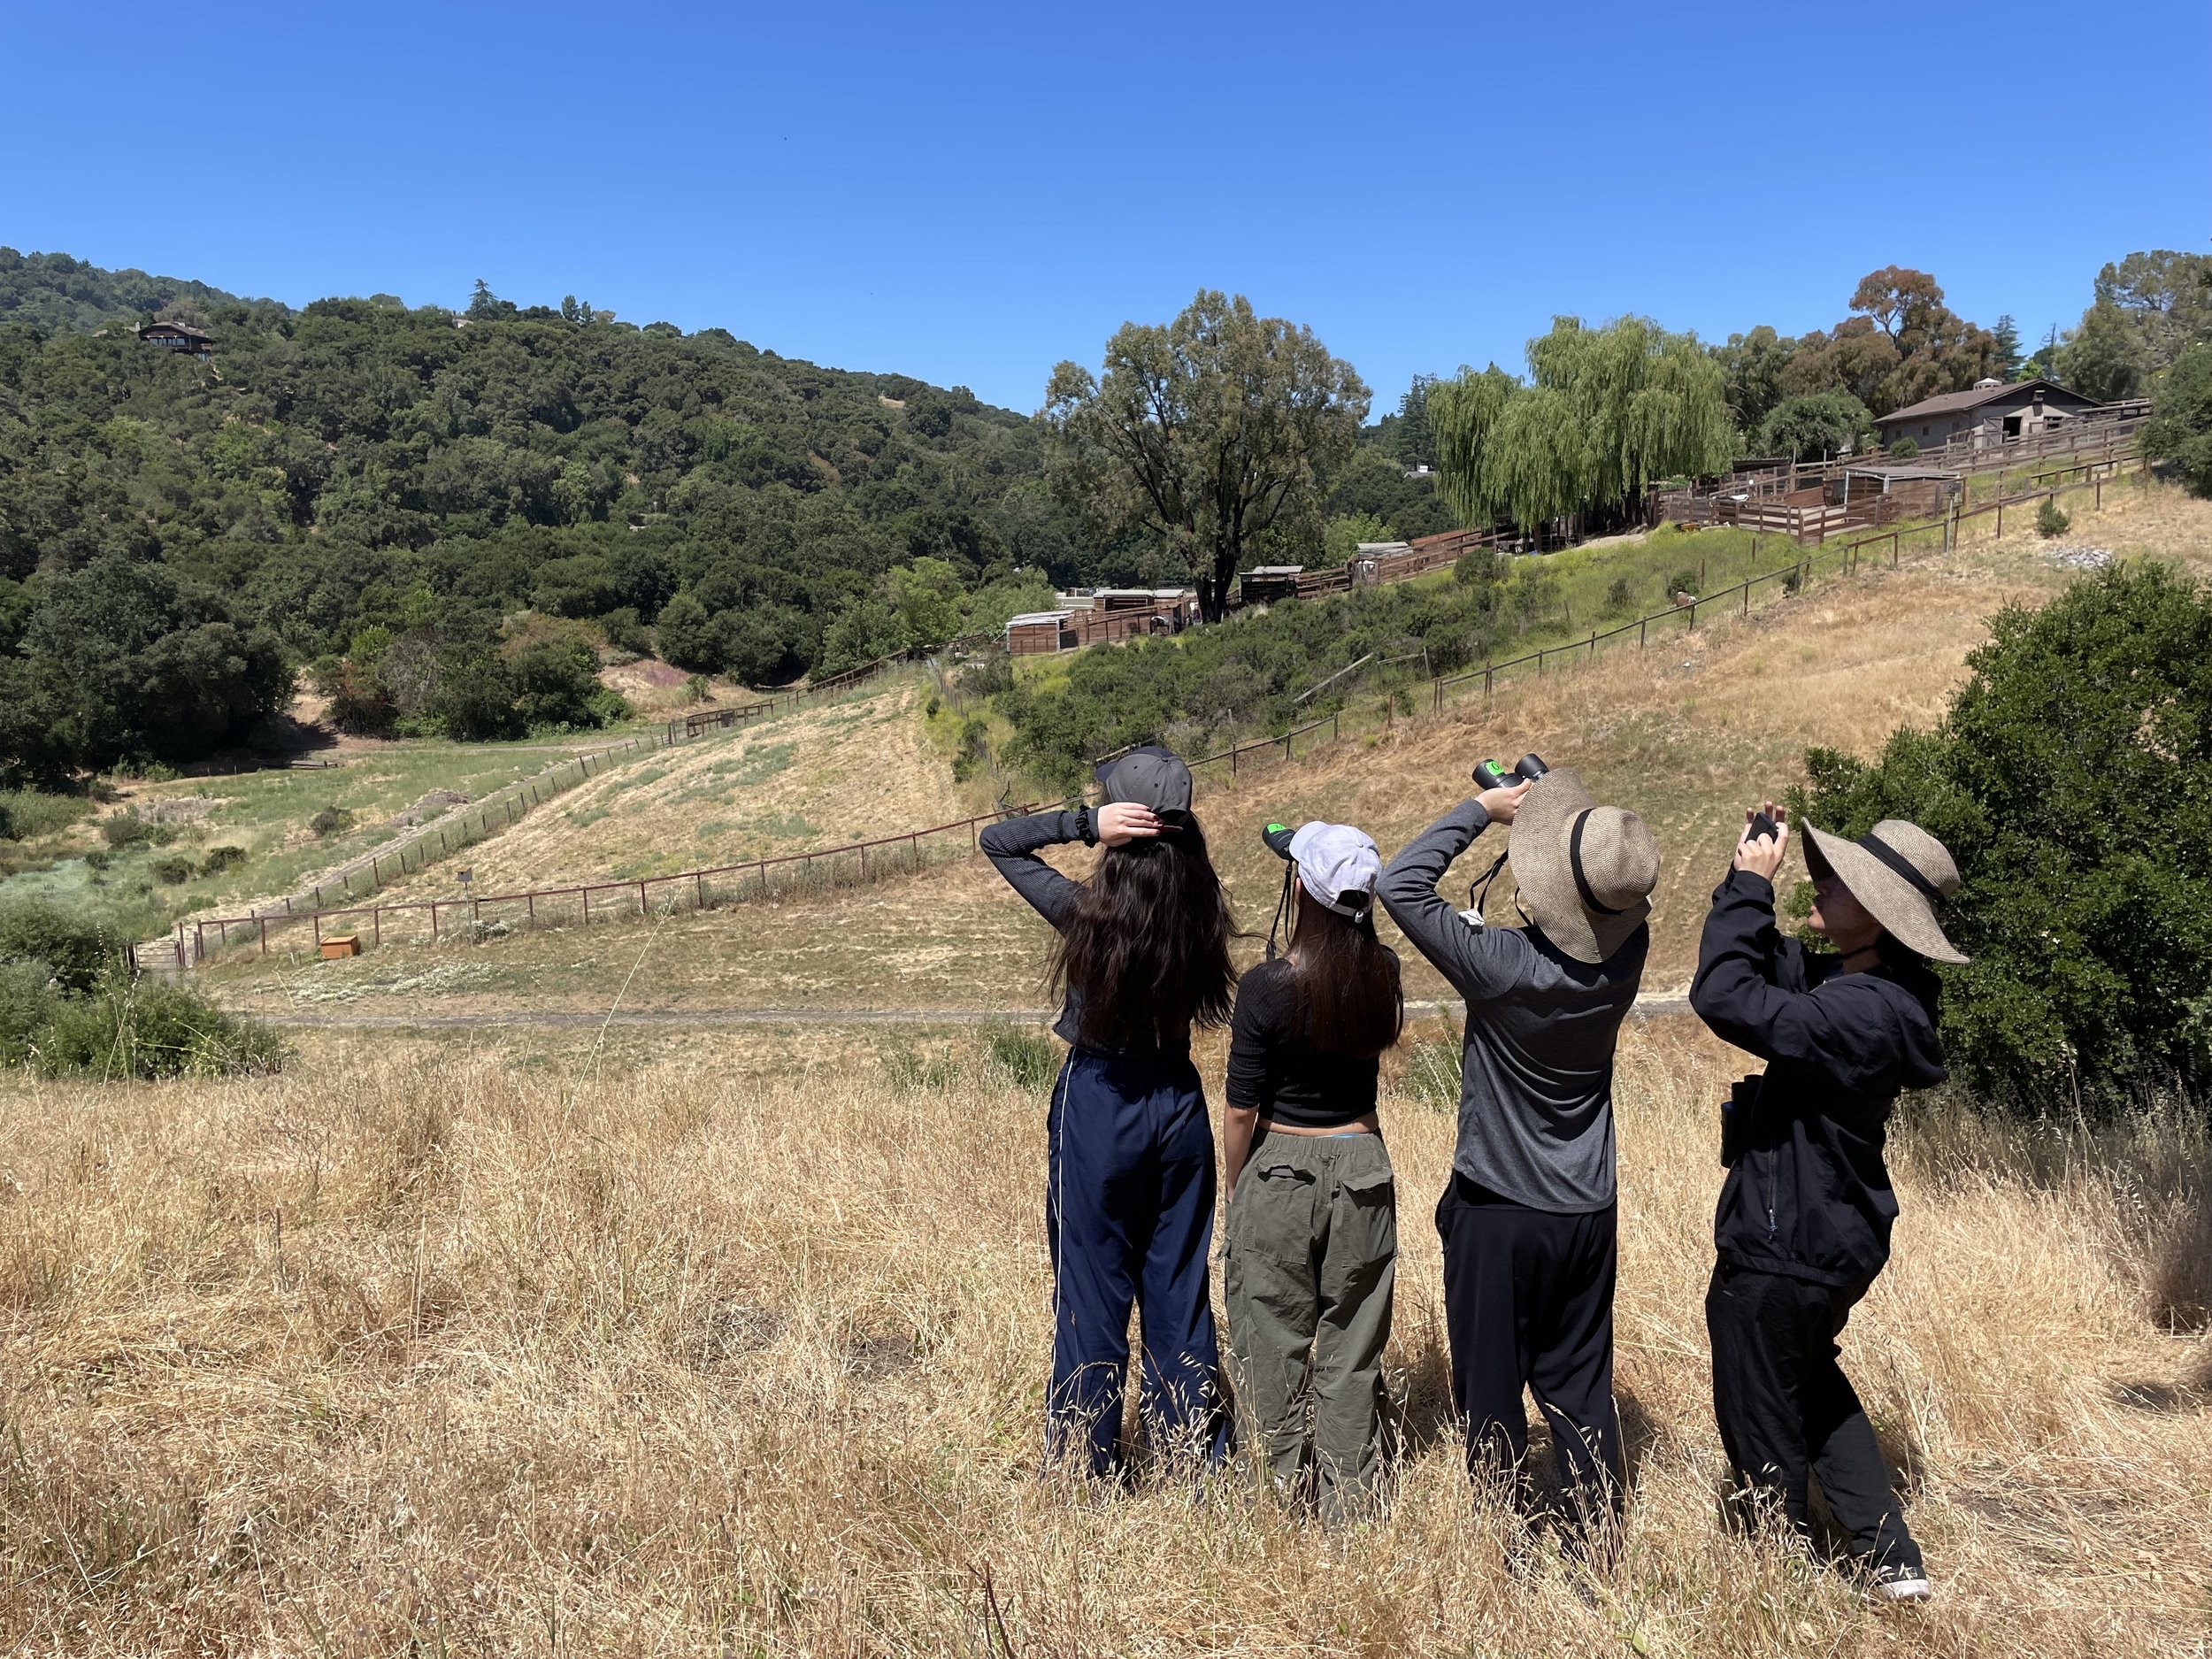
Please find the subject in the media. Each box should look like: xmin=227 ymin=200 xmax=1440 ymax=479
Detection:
xmin=259 ymin=918 xmax=268 ymax=956
xmin=373 ymin=906 xmax=382 ymax=947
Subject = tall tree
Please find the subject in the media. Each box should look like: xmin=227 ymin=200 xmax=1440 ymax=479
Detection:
xmin=1992 ymin=313 xmax=2024 ymax=380
xmin=1711 ymin=325 xmax=1795 ymax=437
xmin=2054 ymin=250 xmax=2212 ymax=403
xmin=1429 ymin=317 xmax=1737 ymax=536
xmin=1784 ymin=267 xmax=2001 ymax=414
xmin=1392 ymin=373 xmax=1438 ymax=468
xmin=1043 ymin=292 xmax=1369 ymax=619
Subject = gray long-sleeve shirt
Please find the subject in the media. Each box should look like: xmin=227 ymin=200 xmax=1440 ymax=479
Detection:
xmin=1378 ymin=801 xmax=1647 ymax=1213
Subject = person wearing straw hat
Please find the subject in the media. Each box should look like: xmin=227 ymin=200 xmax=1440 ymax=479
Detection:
xmin=1222 ymin=821 xmax=1403 ymax=1524
xmin=1378 ymin=766 xmax=1660 ymax=1545
xmin=1690 ymin=803 xmax=1962 ymax=1604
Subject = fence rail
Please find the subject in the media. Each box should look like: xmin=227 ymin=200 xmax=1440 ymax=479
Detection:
xmin=133 ymin=452 xmax=2151 ymax=974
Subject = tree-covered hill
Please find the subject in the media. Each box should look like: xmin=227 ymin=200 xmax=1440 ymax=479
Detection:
xmin=0 ymin=246 xmax=273 ymax=335
xmin=0 ymin=257 xmax=1111 ymax=782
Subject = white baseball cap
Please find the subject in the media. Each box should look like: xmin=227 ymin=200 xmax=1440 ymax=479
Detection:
xmin=1288 ymin=822 xmax=1382 ymax=917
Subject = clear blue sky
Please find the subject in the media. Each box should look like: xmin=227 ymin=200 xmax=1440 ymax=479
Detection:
xmin=8 ymin=0 xmax=2208 ymax=414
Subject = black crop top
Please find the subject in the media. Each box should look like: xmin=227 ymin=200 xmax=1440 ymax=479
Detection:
xmin=1225 ymin=956 xmax=1387 ymax=1127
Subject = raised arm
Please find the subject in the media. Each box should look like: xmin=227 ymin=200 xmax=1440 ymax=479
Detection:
xmin=979 ymin=809 xmax=1087 ymax=930
xmin=1690 ymin=871 xmax=1888 ymax=1087
xmin=1376 ymin=798 xmax=1529 ymax=1002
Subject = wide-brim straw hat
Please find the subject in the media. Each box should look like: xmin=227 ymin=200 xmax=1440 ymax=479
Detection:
xmin=1511 ymin=766 xmax=1660 ymax=964
xmin=1801 ymin=820 xmax=1968 ymax=964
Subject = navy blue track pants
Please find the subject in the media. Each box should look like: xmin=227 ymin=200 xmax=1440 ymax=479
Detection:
xmin=1046 ymin=1048 xmax=1227 ymax=1477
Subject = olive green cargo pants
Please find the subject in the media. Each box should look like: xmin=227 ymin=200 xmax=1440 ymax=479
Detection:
xmin=1224 ymin=1132 xmax=1397 ymax=1519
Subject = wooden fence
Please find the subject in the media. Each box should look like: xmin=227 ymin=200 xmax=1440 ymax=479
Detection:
xmin=132 ymin=452 xmax=2150 ymax=973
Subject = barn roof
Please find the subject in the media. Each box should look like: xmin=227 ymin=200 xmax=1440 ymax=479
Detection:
xmin=1877 ymin=377 xmax=2096 ymax=426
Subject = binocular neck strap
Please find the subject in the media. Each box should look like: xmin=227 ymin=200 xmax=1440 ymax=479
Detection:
xmin=1265 ymin=866 xmax=1294 ymax=962
xmin=1467 ymin=847 xmax=1510 ymax=918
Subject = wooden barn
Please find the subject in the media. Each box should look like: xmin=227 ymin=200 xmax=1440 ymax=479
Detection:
xmin=1875 ymin=378 xmax=2101 ymax=453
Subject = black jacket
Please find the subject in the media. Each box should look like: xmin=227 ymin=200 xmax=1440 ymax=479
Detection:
xmin=1689 ymin=870 xmax=1947 ymax=1287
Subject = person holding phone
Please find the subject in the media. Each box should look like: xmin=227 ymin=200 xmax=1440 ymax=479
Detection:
xmin=1690 ymin=803 xmax=1963 ymax=1603
xmin=980 ymin=747 xmax=1238 ymax=1479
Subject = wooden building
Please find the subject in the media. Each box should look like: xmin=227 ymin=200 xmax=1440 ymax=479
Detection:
xmin=1005 ymin=611 xmax=1073 ymax=656
xmin=1875 ymin=377 xmax=2100 ymax=452
xmin=138 ymin=321 xmax=214 ymax=358
xmin=1238 ymin=566 xmax=1305 ymax=606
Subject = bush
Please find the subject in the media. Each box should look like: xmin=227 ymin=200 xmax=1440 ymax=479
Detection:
xmin=985 ymin=1026 xmax=1059 ymax=1092
xmin=197 ymin=844 xmax=247 ymax=876
xmin=1604 ymin=576 xmax=1634 ymax=615
xmin=31 ymin=971 xmax=287 ymax=1079
xmin=0 ymin=897 xmax=119 ymax=994
xmin=2035 ymin=497 xmax=2070 ymax=538
xmin=310 ymin=805 xmax=355 ymax=838
xmin=1664 ymin=567 xmax=1701 ymax=600
xmin=600 ymin=606 xmax=651 ymax=657
xmin=1792 ymin=562 xmax=2212 ymax=1111
xmin=0 ymin=961 xmax=59 ymax=1066
xmin=1886 ymin=436 xmax=1920 ymax=458
xmin=151 ymin=854 xmax=194 ymax=884
xmin=100 ymin=810 xmax=157 ymax=849
xmin=0 ymin=789 xmax=91 ymax=841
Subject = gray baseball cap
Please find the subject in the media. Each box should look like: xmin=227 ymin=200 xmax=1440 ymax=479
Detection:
xmin=1094 ymin=745 xmax=1193 ymax=813
xmin=1289 ymin=821 xmax=1382 ymax=916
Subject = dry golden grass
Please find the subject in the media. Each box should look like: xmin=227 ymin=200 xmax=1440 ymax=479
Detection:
xmin=364 ymin=680 xmax=970 ymax=905
xmin=2 ymin=1018 xmax=2204 ymax=1655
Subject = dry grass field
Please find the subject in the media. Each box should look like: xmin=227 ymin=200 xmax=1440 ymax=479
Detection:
xmin=362 ymin=680 xmax=972 ymax=905
xmin=1 ymin=1018 xmax=2206 ymax=1655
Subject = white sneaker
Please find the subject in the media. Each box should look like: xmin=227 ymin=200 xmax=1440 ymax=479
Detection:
xmin=1867 ymin=1560 xmax=1932 ymax=1603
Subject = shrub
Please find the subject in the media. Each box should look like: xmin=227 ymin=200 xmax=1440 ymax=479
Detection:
xmin=599 ymin=606 xmax=651 ymax=657
xmin=32 ymin=971 xmax=287 ymax=1079
xmin=1664 ymin=567 xmax=1701 ymax=599
xmin=0 ymin=789 xmax=91 ymax=841
xmin=1886 ymin=436 xmax=1920 ymax=458
xmin=0 ymin=961 xmax=59 ymax=1066
xmin=1604 ymin=576 xmax=1634 ymax=615
xmin=0 ymin=897 xmax=119 ymax=994
xmin=2036 ymin=497 xmax=2070 ymax=538
xmin=950 ymin=717 xmax=991 ymax=783
xmin=683 ymin=673 xmax=710 ymax=705
xmin=198 ymin=844 xmax=247 ymax=877
xmin=310 ymin=805 xmax=355 ymax=838
xmin=100 ymin=810 xmax=157 ymax=849
xmin=985 ymin=1026 xmax=1059 ymax=1092
xmin=151 ymin=854 xmax=194 ymax=884
xmin=1792 ymin=562 xmax=2212 ymax=1111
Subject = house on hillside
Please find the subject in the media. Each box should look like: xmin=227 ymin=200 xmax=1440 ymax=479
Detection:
xmin=1875 ymin=377 xmax=2100 ymax=453
xmin=138 ymin=320 xmax=214 ymax=358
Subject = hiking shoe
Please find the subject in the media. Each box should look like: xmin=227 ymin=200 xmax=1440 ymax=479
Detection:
xmin=1866 ymin=1559 xmax=1932 ymax=1603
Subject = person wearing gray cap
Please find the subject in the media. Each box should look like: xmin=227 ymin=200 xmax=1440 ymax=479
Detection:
xmin=980 ymin=746 xmax=1238 ymax=1479
xmin=1378 ymin=765 xmax=1661 ymax=1545
xmin=1691 ymin=803 xmax=1961 ymax=1603
xmin=1222 ymin=821 xmax=1403 ymax=1523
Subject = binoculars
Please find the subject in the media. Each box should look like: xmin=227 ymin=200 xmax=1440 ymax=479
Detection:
xmin=1262 ymin=821 xmax=1295 ymax=859
xmin=1472 ymin=753 xmax=1549 ymax=792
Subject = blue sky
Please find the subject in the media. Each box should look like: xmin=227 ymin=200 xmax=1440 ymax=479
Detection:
xmin=8 ymin=0 xmax=2208 ymax=414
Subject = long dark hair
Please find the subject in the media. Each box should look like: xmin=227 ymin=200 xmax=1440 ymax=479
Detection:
xmin=1048 ymin=811 xmax=1238 ymax=1049
xmin=1287 ymin=884 xmax=1403 ymax=1057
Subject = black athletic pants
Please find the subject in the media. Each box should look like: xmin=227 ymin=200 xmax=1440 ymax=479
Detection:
xmin=1705 ymin=1262 xmax=1922 ymax=1574
xmin=1435 ymin=1174 xmax=1622 ymax=1528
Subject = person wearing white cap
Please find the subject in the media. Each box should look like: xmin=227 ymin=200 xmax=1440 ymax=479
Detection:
xmin=1691 ymin=803 xmax=1961 ymax=1603
xmin=1222 ymin=821 xmax=1403 ymax=1522
xmin=1378 ymin=765 xmax=1661 ymax=1545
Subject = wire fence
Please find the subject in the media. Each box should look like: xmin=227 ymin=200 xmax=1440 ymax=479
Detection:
xmin=134 ymin=450 xmax=2150 ymax=974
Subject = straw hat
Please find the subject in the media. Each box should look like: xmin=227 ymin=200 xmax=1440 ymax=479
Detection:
xmin=1801 ymin=820 xmax=1968 ymax=964
xmin=1509 ymin=767 xmax=1660 ymax=964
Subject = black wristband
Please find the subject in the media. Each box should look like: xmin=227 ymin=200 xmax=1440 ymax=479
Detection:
xmin=1076 ymin=804 xmax=1096 ymax=847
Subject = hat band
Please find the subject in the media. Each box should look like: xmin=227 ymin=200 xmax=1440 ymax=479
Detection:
xmin=1568 ymin=810 xmax=1627 ymax=917
xmin=1857 ymin=833 xmax=1945 ymax=905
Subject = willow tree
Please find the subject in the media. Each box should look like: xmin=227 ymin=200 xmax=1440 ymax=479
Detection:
xmin=1430 ymin=316 xmax=1738 ymax=537
xmin=1044 ymin=292 xmax=1369 ymax=619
